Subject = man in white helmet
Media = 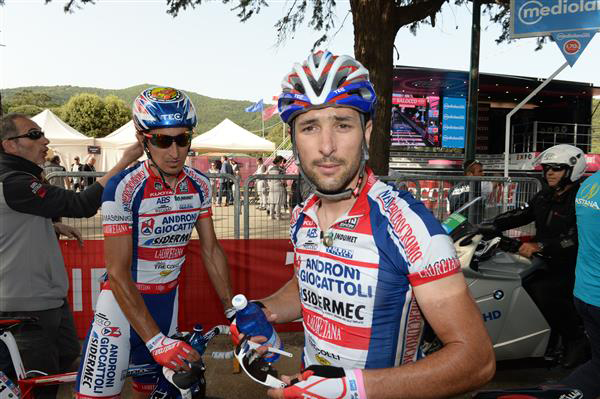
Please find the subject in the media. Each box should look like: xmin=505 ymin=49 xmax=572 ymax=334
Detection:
xmin=477 ymin=144 xmax=589 ymax=368
xmin=235 ymin=51 xmax=495 ymax=399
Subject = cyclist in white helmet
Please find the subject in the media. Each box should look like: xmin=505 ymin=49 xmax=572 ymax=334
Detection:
xmin=477 ymin=144 xmax=590 ymax=368
xmin=236 ymin=51 xmax=495 ymax=399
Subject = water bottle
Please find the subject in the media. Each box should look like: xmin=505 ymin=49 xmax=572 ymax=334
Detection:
xmin=232 ymin=294 xmax=283 ymax=363
xmin=187 ymin=324 xmax=208 ymax=355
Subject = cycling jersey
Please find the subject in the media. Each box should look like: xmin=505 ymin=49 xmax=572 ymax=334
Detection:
xmin=290 ymin=168 xmax=460 ymax=369
xmin=76 ymin=161 xmax=212 ymax=397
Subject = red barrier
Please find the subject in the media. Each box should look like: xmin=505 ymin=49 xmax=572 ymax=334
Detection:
xmin=61 ymin=239 xmax=300 ymax=338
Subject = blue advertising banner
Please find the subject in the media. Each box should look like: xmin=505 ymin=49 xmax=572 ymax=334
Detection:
xmin=441 ymin=97 xmax=466 ymax=149
xmin=511 ymin=0 xmax=600 ymax=38
xmin=551 ymin=30 xmax=596 ymax=66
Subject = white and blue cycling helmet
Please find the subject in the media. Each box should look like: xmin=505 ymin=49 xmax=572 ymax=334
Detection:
xmin=278 ymin=51 xmax=377 ymax=200
xmin=278 ymin=51 xmax=376 ymax=125
xmin=132 ymin=87 xmax=197 ymax=131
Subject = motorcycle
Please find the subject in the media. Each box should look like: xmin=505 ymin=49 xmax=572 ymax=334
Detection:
xmin=438 ymin=198 xmax=552 ymax=362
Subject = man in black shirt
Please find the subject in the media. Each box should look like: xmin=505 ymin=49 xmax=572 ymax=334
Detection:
xmin=0 ymin=113 xmax=143 ymax=398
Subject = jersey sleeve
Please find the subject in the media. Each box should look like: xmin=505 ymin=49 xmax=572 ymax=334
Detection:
xmin=101 ymin=172 xmax=134 ymax=237
xmin=188 ymin=167 xmax=212 ymax=219
xmin=401 ymin=200 xmax=461 ymax=286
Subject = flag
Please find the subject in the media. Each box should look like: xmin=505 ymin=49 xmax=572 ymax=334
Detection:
xmin=262 ymin=104 xmax=279 ymax=121
xmin=245 ymin=99 xmax=264 ymax=113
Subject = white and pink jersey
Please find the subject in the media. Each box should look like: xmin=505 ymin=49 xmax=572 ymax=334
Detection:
xmin=290 ymin=168 xmax=460 ymax=369
xmin=101 ymin=160 xmax=212 ymax=291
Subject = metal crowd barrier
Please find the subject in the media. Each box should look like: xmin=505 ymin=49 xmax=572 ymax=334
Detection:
xmin=46 ymin=170 xmax=543 ymax=242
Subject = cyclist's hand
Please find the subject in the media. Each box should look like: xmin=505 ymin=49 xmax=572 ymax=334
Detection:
xmin=518 ymin=242 xmax=541 ymax=258
xmin=267 ymin=365 xmax=367 ymax=399
xmin=146 ymin=332 xmax=200 ymax=371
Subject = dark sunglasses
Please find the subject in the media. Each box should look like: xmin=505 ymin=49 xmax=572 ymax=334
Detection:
xmin=143 ymin=131 xmax=192 ymax=149
xmin=7 ymin=130 xmax=45 ymax=141
xmin=542 ymin=164 xmax=568 ymax=172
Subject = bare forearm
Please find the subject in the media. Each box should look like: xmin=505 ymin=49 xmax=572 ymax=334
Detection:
xmin=108 ymin=269 xmax=160 ymax=342
xmin=260 ymin=277 xmax=302 ymax=323
xmin=201 ymin=243 xmax=232 ymax=309
xmin=362 ymin=340 xmax=495 ymax=398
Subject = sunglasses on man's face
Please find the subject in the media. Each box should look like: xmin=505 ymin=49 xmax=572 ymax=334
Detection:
xmin=143 ymin=131 xmax=192 ymax=149
xmin=7 ymin=130 xmax=45 ymax=141
xmin=542 ymin=164 xmax=568 ymax=173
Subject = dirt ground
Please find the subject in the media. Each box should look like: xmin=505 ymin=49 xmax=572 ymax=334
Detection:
xmin=58 ymin=332 xmax=572 ymax=399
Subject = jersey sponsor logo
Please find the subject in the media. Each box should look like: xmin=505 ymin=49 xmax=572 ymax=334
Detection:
xmin=121 ymin=169 xmax=146 ymax=208
xmin=306 ymin=229 xmax=318 ymax=238
xmin=103 ymin=224 xmax=131 ymax=236
xmin=180 ymin=203 xmax=194 ymax=210
xmin=301 ymin=258 xmax=373 ymax=298
xmin=154 ymin=181 xmax=163 ymax=191
xmin=101 ymin=326 xmax=121 ymax=338
xmin=162 ymin=213 xmax=196 ymax=224
xmin=102 ymin=214 xmax=129 ymax=222
xmin=93 ymin=313 xmax=111 ymax=327
xmin=378 ymin=190 xmax=423 ymax=264
xmin=156 ymin=204 xmax=172 ymax=213
xmin=575 ymin=197 xmax=600 ymax=210
xmin=417 ymin=257 xmax=460 ymax=279
xmin=81 ymin=332 xmax=119 ymax=393
xmin=304 ymin=312 xmax=342 ymax=341
xmin=175 ymin=194 xmax=194 ymax=201
xmin=301 ymin=287 xmax=366 ymax=321
xmin=178 ymin=180 xmax=189 ymax=193
xmin=143 ymin=233 xmax=191 ymax=246
xmin=302 ymin=219 xmax=317 ymax=228
xmin=303 ymin=242 xmax=318 ymax=250
xmin=154 ymin=221 xmax=196 ymax=235
xmin=154 ymin=261 xmax=177 ymax=270
xmin=30 ymin=180 xmax=47 ymax=198
xmin=156 ymin=196 xmax=171 ymax=204
xmin=338 ymin=217 xmax=358 ymax=230
xmin=150 ymin=190 xmax=172 ymax=198
xmin=150 ymin=247 xmax=186 ymax=260
xmin=401 ymin=297 xmax=423 ymax=365
xmin=332 ymin=232 xmax=357 ymax=244
xmin=141 ymin=218 xmax=155 ymax=235
xmin=160 ymin=269 xmax=175 ymax=277
xmin=308 ymin=337 xmax=341 ymax=362
xmin=324 ymin=246 xmax=354 ymax=259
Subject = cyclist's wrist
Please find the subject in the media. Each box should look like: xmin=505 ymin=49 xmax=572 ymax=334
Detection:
xmin=145 ymin=331 xmax=167 ymax=351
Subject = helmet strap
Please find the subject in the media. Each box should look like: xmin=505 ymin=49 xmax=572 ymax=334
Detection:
xmin=142 ymin=139 xmax=178 ymax=191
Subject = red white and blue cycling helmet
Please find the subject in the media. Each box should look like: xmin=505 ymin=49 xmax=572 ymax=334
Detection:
xmin=132 ymin=87 xmax=197 ymax=131
xmin=278 ymin=51 xmax=377 ymax=125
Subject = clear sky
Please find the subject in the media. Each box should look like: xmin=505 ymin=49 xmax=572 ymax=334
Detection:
xmin=1 ymin=0 xmax=599 ymax=103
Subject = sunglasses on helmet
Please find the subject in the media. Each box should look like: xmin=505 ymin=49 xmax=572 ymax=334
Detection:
xmin=542 ymin=164 xmax=569 ymax=172
xmin=7 ymin=130 xmax=45 ymax=141
xmin=143 ymin=131 xmax=192 ymax=149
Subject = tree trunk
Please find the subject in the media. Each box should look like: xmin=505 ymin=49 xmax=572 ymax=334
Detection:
xmin=351 ymin=0 xmax=396 ymax=177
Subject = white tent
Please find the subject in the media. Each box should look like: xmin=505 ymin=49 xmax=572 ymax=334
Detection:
xmin=31 ymin=109 xmax=95 ymax=171
xmin=97 ymin=120 xmax=146 ymax=171
xmin=191 ymin=119 xmax=275 ymax=153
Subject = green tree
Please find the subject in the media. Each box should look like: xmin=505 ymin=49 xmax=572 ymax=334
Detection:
xmin=9 ymin=89 xmax=56 ymax=108
xmin=7 ymin=104 xmax=43 ymax=117
xmin=103 ymin=95 xmax=131 ymax=133
xmin=49 ymin=0 xmax=511 ymax=175
xmin=62 ymin=93 xmax=106 ymax=137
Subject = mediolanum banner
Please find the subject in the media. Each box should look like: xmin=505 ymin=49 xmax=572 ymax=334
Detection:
xmin=511 ymin=0 xmax=600 ymax=38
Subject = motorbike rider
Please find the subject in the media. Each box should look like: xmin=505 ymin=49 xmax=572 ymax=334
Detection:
xmin=477 ymin=144 xmax=589 ymax=367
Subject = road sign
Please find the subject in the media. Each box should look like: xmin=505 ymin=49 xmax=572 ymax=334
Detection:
xmin=511 ymin=0 xmax=600 ymax=38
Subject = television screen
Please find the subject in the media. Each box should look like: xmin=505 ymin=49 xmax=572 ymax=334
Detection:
xmin=392 ymin=67 xmax=468 ymax=150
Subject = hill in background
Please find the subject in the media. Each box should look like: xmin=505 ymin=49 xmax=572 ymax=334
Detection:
xmin=1 ymin=84 xmax=278 ymax=136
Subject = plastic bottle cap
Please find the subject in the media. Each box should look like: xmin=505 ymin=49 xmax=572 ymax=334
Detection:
xmin=232 ymin=294 xmax=248 ymax=310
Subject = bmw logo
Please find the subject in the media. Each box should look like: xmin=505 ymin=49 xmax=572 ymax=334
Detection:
xmin=493 ymin=290 xmax=504 ymax=300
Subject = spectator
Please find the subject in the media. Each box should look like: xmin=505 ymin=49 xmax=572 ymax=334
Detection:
xmin=0 ymin=113 xmax=143 ymax=399
xmin=208 ymin=160 xmax=219 ymax=205
xmin=82 ymin=156 xmax=97 ymax=188
xmin=267 ymin=155 xmax=286 ymax=220
xmin=254 ymin=157 xmax=268 ymax=210
xmin=70 ymin=156 xmax=84 ymax=192
xmin=231 ymin=159 xmax=240 ymax=200
xmin=561 ymin=168 xmax=600 ymax=398
xmin=448 ymin=159 xmax=484 ymax=216
xmin=43 ymin=155 xmax=69 ymax=189
xmin=218 ymin=155 xmax=233 ymax=206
